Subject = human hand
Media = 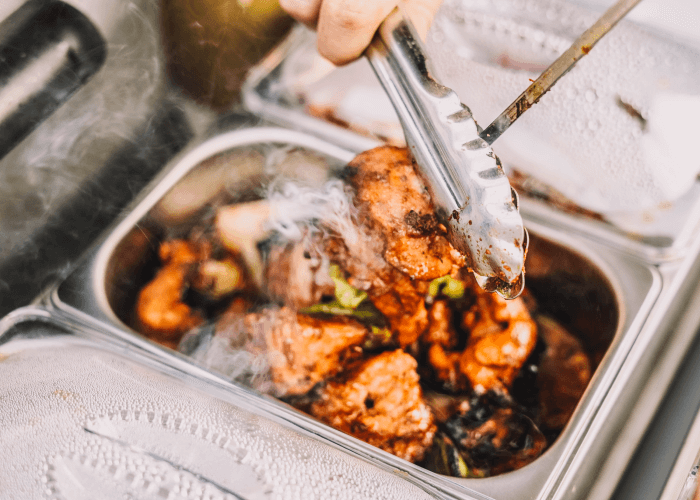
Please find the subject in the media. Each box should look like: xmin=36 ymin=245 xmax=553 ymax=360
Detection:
xmin=279 ymin=0 xmax=443 ymax=65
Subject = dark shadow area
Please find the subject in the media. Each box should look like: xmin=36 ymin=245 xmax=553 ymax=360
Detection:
xmin=0 ymin=102 xmax=193 ymax=316
xmin=612 ymin=327 xmax=700 ymax=500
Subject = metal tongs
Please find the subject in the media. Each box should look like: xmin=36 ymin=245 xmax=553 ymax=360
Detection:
xmin=365 ymin=0 xmax=642 ymax=299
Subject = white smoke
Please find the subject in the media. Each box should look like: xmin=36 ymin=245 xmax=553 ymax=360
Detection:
xmin=266 ymin=178 xmax=361 ymax=245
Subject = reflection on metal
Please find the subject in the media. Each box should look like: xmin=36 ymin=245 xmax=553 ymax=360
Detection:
xmin=0 ymin=0 xmax=106 ymax=160
xmin=365 ymin=9 xmax=526 ymax=297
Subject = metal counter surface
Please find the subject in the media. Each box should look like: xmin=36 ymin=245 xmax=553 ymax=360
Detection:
xmin=1 ymin=1 xmax=700 ymax=499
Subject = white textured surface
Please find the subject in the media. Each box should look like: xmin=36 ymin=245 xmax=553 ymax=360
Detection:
xmin=427 ymin=0 xmax=700 ymax=212
xmin=280 ymin=0 xmax=700 ymax=229
xmin=0 ymin=336 xmax=438 ymax=500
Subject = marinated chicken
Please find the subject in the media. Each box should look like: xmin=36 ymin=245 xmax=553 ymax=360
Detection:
xmin=136 ymin=237 xmax=247 ymax=347
xmin=336 ymin=146 xmax=465 ymax=346
xmin=133 ymin=145 xmax=594 ymax=478
xmin=344 ymin=146 xmax=464 ymax=282
xmin=459 ymin=283 xmax=538 ymax=393
xmin=261 ymin=307 xmax=368 ymax=396
xmin=311 ymin=350 xmax=436 ymax=463
xmin=423 ymin=276 xmax=537 ymax=394
xmin=136 ymin=239 xmax=205 ymax=347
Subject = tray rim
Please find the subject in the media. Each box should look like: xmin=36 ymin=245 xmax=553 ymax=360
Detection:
xmin=47 ymin=125 xmax=665 ymax=500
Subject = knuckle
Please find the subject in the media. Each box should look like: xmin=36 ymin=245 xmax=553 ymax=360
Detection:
xmin=337 ymin=7 xmax=370 ymax=31
xmin=325 ymin=0 xmax=370 ymax=31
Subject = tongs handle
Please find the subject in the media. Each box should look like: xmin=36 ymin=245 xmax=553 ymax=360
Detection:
xmin=365 ymin=8 xmax=527 ymax=298
xmin=480 ymin=0 xmax=645 ymax=144
xmin=366 ymin=8 xmax=467 ymax=207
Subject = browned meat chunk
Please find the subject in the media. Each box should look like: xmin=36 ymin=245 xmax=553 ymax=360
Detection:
xmin=421 ymin=278 xmax=537 ymax=394
xmin=136 ymin=236 xmax=249 ymax=348
xmin=427 ymin=344 xmax=465 ymax=392
xmin=324 ymin=235 xmax=430 ymax=347
xmin=424 ymin=300 xmax=469 ymax=392
xmin=135 ymin=240 xmax=205 ymax=347
xmin=536 ymin=315 xmax=591 ymax=431
xmin=344 ymin=146 xmax=464 ymax=281
xmin=459 ymin=282 xmax=537 ymax=393
xmin=370 ymin=272 xmax=430 ymax=347
xmin=265 ymin=239 xmax=335 ymax=309
xmin=258 ymin=307 xmax=367 ymax=396
xmin=310 ymin=350 xmax=436 ymax=463
xmin=321 ymin=146 xmax=467 ymax=347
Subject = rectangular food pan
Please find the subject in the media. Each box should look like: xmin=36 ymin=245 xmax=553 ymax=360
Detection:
xmin=50 ymin=126 xmax=661 ymax=500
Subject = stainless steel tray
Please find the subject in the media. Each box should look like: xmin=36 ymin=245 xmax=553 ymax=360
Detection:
xmin=47 ymin=126 xmax=663 ymax=500
xmin=0 ymin=308 xmax=469 ymax=500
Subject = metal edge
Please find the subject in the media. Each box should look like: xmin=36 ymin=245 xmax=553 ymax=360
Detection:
xmin=550 ymin=229 xmax=700 ymax=500
xmin=49 ymin=125 xmax=663 ymax=500
xmin=520 ymin=198 xmax=700 ymax=265
xmin=539 ymin=263 xmax=663 ymax=500
xmin=660 ymin=415 xmax=700 ymax=500
xmin=0 ymin=305 xmax=55 ymax=342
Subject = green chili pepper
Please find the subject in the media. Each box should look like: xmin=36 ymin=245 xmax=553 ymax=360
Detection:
xmin=428 ymin=275 xmax=465 ymax=299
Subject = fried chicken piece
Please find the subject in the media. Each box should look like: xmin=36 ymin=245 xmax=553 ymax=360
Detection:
xmin=331 ymin=146 xmax=466 ymax=347
xmin=136 ymin=240 xmax=205 ymax=347
xmin=323 ymin=234 xmax=430 ymax=347
xmin=459 ymin=282 xmax=538 ymax=393
xmin=344 ymin=146 xmax=464 ymax=281
xmin=424 ymin=300 xmax=469 ymax=392
xmin=428 ymin=345 xmax=466 ymax=392
xmin=536 ymin=315 xmax=591 ymax=431
xmin=319 ymin=146 xmax=464 ymax=347
xmin=256 ymin=307 xmax=367 ymax=396
xmin=265 ymin=239 xmax=335 ymax=309
xmin=370 ymin=272 xmax=430 ymax=347
xmin=444 ymin=392 xmax=547 ymax=477
xmin=310 ymin=350 xmax=436 ymax=463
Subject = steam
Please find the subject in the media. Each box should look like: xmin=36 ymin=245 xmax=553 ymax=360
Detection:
xmin=191 ymin=172 xmax=394 ymax=393
xmin=192 ymin=333 xmax=277 ymax=395
xmin=265 ymin=176 xmax=389 ymax=290
xmin=191 ymin=174 xmax=385 ymax=392
xmin=0 ymin=0 xmax=163 ymax=258
xmin=266 ymin=178 xmax=361 ymax=245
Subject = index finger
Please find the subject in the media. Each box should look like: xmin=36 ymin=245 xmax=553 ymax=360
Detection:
xmin=316 ymin=0 xmax=400 ymax=65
